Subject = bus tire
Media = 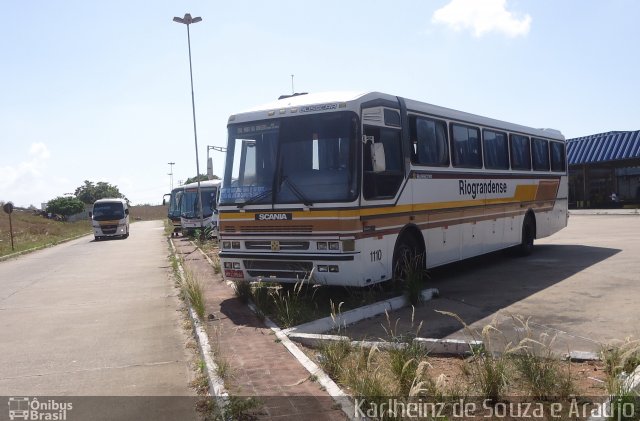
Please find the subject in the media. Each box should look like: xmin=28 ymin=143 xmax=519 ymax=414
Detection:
xmin=518 ymin=214 xmax=535 ymax=256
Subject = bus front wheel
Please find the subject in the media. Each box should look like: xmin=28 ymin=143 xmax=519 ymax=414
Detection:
xmin=392 ymin=233 xmax=424 ymax=283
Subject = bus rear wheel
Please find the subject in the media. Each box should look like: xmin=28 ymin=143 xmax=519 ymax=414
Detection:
xmin=518 ymin=214 xmax=535 ymax=256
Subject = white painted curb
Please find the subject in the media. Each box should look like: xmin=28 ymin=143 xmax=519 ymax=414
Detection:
xmin=287 ymin=332 xmax=481 ymax=356
xmin=284 ymin=288 xmax=439 ymax=335
xmin=169 ymin=239 xmax=229 ymax=411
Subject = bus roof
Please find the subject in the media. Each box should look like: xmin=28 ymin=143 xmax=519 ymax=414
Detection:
xmin=93 ymin=198 xmax=127 ymax=205
xmin=181 ymin=180 xmax=221 ymax=190
xmin=228 ymin=91 xmax=564 ymax=142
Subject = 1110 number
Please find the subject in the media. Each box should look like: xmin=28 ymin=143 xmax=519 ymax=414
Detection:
xmin=370 ymin=249 xmax=382 ymax=262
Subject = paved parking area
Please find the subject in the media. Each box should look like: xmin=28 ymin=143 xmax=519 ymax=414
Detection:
xmin=345 ymin=214 xmax=640 ymax=353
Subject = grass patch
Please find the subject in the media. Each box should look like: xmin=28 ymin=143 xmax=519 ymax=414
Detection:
xmin=0 ymin=210 xmax=91 ymax=257
xmin=394 ymin=254 xmax=429 ymax=306
xmin=511 ymin=339 xmax=575 ymax=399
xmin=602 ymin=338 xmax=640 ymax=421
xmin=179 ymin=268 xmax=206 ymax=320
xmin=244 ymin=278 xmax=395 ymax=328
xmin=129 ymin=204 xmax=167 ymax=221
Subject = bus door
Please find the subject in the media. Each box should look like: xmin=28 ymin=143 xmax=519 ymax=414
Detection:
xmin=360 ymin=107 xmax=406 ymax=281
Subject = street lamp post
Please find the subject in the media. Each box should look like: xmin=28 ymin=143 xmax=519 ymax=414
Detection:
xmin=206 ymin=145 xmax=227 ymax=180
xmin=173 ymin=13 xmax=204 ymax=240
xmin=168 ymin=162 xmax=175 ymax=190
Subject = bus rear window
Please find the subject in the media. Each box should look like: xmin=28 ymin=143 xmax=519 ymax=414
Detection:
xmin=550 ymin=141 xmax=566 ymax=172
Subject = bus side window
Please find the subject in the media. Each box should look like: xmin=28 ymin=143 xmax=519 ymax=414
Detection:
xmin=410 ymin=116 xmax=449 ymax=166
xmin=483 ymin=130 xmax=509 ymax=170
xmin=510 ymin=134 xmax=531 ymax=170
xmin=550 ymin=141 xmax=566 ymax=172
xmin=451 ymin=124 xmax=482 ymax=168
xmin=532 ymin=138 xmax=550 ymax=171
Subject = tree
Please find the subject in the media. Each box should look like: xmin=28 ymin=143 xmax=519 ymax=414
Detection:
xmin=46 ymin=196 xmax=85 ymax=217
xmin=74 ymin=180 xmax=128 ymax=204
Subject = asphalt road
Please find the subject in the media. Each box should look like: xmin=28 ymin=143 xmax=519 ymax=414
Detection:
xmin=347 ymin=214 xmax=640 ymax=353
xmin=0 ymin=221 xmax=197 ymax=419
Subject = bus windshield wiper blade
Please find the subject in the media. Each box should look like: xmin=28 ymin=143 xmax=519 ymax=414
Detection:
xmin=280 ymin=176 xmax=313 ymax=206
xmin=237 ymin=189 xmax=273 ymax=208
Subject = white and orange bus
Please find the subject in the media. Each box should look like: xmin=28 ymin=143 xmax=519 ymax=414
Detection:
xmin=218 ymin=92 xmax=567 ymax=287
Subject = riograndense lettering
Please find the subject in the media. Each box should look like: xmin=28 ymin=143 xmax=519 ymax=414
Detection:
xmin=255 ymin=213 xmax=292 ymax=221
xmin=458 ymin=180 xmax=508 ymax=199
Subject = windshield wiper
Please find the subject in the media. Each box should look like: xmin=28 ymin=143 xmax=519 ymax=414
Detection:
xmin=280 ymin=176 xmax=313 ymax=207
xmin=236 ymin=188 xmax=273 ymax=208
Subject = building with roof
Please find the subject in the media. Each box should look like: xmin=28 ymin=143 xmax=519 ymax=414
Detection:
xmin=566 ymin=130 xmax=640 ymax=208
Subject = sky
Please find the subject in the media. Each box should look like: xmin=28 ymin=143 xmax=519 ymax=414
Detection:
xmin=1 ymin=0 xmax=639 ymax=208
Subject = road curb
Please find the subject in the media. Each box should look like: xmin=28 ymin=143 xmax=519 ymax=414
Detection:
xmin=283 ymin=288 xmax=439 ymax=335
xmin=0 ymin=231 xmax=91 ymax=262
xmin=169 ymin=239 xmax=229 ymax=413
xmin=287 ymin=332 xmax=482 ymax=356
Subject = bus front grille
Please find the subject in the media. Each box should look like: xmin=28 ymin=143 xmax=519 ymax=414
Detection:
xmin=240 ymin=225 xmax=313 ymax=233
xmin=100 ymin=225 xmax=117 ymax=234
xmin=243 ymin=260 xmax=313 ymax=279
xmin=245 ymin=241 xmax=309 ymax=251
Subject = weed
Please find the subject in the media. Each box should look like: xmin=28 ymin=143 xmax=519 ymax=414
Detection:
xmin=211 ymin=254 xmax=221 ymax=274
xmin=234 ymin=280 xmax=252 ymax=304
xmin=436 ymin=311 xmax=511 ymax=403
xmin=191 ymin=359 xmax=209 ymax=394
xmin=318 ymin=339 xmax=352 ymax=379
xmin=502 ymin=316 xmax=573 ymax=399
xmin=250 ymin=276 xmax=322 ymax=328
xmin=342 ymin=346 xmax=389 ymax=407
xmin=602 ymin=338 xmax=640 ymax=421
xmin=382 ymin=308 xmax=429 ymax=395
xmin=180 ymin=269 xmax=206 ymax=320
xmin=202 ymin=396 xmax=262 ymax=421
xmin=396 ymin=254 xmax=428 ymax=306
xmin=209 ymin=325 xmax=232 ymax=380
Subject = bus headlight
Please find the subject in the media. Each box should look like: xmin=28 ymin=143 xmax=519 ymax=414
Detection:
xmin=328 ymin=241 xmax=340 ymax=250
xmin=317 ymin=242 xmax=327 ymax=250
xmin=232 ymin=241 xmax=241 ymax=249
xmin=222 ymin=241 xmax=231 ymax=249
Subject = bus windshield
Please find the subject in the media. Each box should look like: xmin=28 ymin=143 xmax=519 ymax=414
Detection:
xmin=181 ymin=188 xmax=217 ymax=218
xmin=93 ymin=202 xmax=125 ymax=221
xmin=220 ymin=111 xmax=358 ymax=206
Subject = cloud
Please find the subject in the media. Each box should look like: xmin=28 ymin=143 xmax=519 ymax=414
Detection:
xmin=432 ymin=0 xmax=532 ymax=38
xmin=0 ymin=142 xmax=52 ymax=206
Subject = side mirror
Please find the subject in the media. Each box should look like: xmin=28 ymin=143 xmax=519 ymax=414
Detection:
xmin=88 ymin=211 xmax=92 ymax=218
xmin=371 ymin=143 xmax=386 ymax=172
xmin=162 ymin=198 xmax=166 ymax=206
xmin=125 ymin=209 xmax=129 ymax=215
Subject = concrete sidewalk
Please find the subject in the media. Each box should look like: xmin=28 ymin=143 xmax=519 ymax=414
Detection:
xmin=172 ymin=238 xmax=346 ymax=421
